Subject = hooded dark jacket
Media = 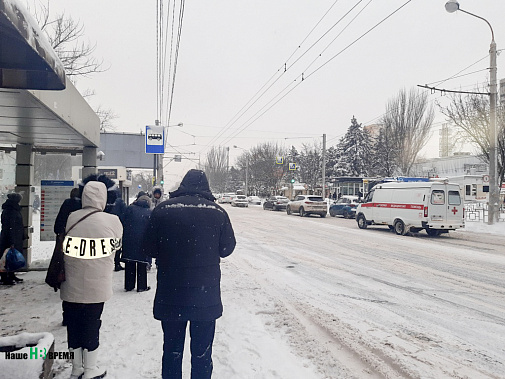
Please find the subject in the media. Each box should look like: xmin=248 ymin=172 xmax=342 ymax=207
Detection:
xmin=121 ymin=197 xmax=151 ymax=263
xmin=0 ymin=194 xmax=24 ymax=253
xmin=142 ymin=169 xmax=236 ymax=321
xmin=54 ymin=197 xmax=81 ymax=235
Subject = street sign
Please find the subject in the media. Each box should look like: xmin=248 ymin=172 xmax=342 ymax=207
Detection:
xmin=98 ymin=168 xmax=118 ymax=179
xmin=483 ymin=174 xmax=490 ymax=183
xmin=289 ymin=162 xmax=297 ymax=171
xmin=276 ymin=156 xmax=284 ymax=164
xmin=145 ymin=125 xmax=165 ymax=154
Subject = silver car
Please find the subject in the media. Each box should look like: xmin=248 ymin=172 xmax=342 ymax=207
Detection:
xmin=287 ymin=195 xmax=327 ymax=218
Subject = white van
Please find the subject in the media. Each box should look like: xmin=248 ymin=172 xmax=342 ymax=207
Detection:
xmin=355 ymin=181 xmax=465 ymax=236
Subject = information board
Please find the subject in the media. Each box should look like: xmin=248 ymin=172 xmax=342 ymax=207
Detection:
xmin=40 ymin=180 xmax=75 ymax=241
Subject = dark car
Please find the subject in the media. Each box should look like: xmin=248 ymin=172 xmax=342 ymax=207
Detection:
xmin=329 ymin=195 xmax=359 ymax=218
xmin=263 ymin=196 xmax=289 ymax=211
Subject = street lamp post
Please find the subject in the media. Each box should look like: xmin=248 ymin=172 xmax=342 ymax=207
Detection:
xmin=233 ymin=145 xmax=249 ymax=196
xmin=445 ymin=1 xmax=499 ymax=224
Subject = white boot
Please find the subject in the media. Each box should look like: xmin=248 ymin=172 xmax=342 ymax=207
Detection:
xmin=82 ymin=348 xmax=107 ymax=379
xmin=69 ymin=348 xmax=84 ymax=379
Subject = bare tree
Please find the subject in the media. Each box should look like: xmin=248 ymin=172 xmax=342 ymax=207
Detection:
xmin=381 ymin=88 xmax=434 ymax=176
xmin=438 ymin=91 xmax=505 ymax=188
xmin=247 ymin=142 xmax=287 ymax=195
xmin=298 ymin=141 xmax=322 ymax=192
xmin=95 ymin=105 xmax=118 ymax=132
xmin=29 ymin=1 xmax=106 ymax=78
xmin=203 ymin=146 xmax=229 ymax=193
xmin=26 ymin=1 xmax=116 ymax=130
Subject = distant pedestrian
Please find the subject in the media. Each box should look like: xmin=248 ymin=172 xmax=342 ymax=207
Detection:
xmin=32 ymin=194 xmax=40 ymax=213
xmin=332 ymin=191 xmax=337 ymax=201
xmin=61 ymin=180 xmax=123 ymax=379
xmin=143 ymin=169 xmax=236 ymax=379
xmin=0 ymin=193 xmax=25 ymax=285
xmin=151 ymin=185 xmax=164 ymax=209
xmin=122 ymin=195 xmax=152 ymax=292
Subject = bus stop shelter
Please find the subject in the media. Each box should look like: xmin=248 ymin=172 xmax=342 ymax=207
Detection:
xmin=0 ymin=0 xmax=100 ymax=265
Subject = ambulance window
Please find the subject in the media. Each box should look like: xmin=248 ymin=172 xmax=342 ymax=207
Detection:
xmin=448 ymin=191 xmax=461 ymax=205
xmin=364 ymin=190 xmax=374 ymax=203
xmin=431 ymin=190 xmax=445 ymax=205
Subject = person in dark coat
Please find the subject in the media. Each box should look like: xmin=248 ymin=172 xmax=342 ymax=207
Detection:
xmin=142 ymin=169 xmax=236 ymax=379
xmin=122 ymin=195 xmax=152 ymax=292
xmin=0 ymin=193 xmax=25 ymax=285
xmin=53 ymin=188 xmax=82 ymax=325
xmin=54 ymin=188 xmax=81 ymax=236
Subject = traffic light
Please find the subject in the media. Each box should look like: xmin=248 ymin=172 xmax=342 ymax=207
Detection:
xmin=160 ymin=180 xmax=164 ymax=185
xmin=290 ymin=178 xmax=295 ymax=183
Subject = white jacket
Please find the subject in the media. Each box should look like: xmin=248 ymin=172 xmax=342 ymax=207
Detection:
xmin=60 ymin=181 xmax=123 ymax=303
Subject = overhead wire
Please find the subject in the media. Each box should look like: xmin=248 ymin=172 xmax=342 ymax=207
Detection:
xmin=220 ymin=0 xmax=410 ymax=147
xmin=202 ymin=0 xmax=354 ymax=151
xmin=168 ymin=0 xmax=185 ymax=124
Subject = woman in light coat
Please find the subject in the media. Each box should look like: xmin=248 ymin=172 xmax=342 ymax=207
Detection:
xmin=61 ymin=180 xmax=123 ymax=379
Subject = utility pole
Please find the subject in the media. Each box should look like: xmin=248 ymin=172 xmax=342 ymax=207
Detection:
xmin=489 ymin=39 xmax=498 ymax=224
xmin=225 ymin=146 xmax=230 ymax=192
xmin=154 ymin=119 xmax=165 ymax=187
xmin=245 ymin=155 xmax=249 ymax=196
xmin=322 ymin=133 xmax=326 ymax=198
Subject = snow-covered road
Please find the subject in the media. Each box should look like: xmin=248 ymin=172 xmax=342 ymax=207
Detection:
xmin=1 ymin=207 xmax=504 ymax=378
xmin=225 ymin=205 xmax=505 ymax=378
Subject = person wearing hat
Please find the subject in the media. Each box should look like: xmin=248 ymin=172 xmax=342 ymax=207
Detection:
xmin=0 ymin=193 xmax=25 ymax=285
xmin=142 ymin=169 xmax=236 ymax=379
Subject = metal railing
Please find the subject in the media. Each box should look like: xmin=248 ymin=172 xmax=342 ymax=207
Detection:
xmin=465 ymin=202 xmax=505 ymax=222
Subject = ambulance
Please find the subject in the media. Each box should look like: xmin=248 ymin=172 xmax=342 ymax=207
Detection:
xmin=355 ymin=180 xmax=465 ymax=236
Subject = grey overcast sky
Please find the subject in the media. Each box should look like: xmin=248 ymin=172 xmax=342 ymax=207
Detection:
xmin=25 ymin=0 xmax=505 ymax=181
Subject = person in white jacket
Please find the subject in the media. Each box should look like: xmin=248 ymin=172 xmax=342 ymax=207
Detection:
xmin=61 ymin=180 xmax=123 ymax=379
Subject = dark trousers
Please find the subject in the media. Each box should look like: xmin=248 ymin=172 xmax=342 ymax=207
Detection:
xmin=124 ymin=261 xmax=148 ymax=291
xmin=0 ymin=271 xmax=15 ymax=284
xmin=63 ymin=301 xmax=104 ymax=351
xmin=114 ymin=249 xmax=122 ymax=266
xmin=161 ymin=320 xmax=216 ymax=379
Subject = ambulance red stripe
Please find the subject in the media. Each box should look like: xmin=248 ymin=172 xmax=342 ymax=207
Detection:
xmin=360 ymin=203 xmax=424 ymax=210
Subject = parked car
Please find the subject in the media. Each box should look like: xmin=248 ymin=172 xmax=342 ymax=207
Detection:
xmin=329 ymin=195 xmax=359 ymax=218
xmin=231 ymin=195 xmax=249 ymax=207
xmin=355 ymin=181 xmax=464 ymax=236
xmin=218 ymin=193 xmax=235 ymax=204
xmin=263 ymin=196 xmax=289 ymax=211
xmin=247 ymin=196 xmax=262 ymax=205
xmin=287 ymin=195 xmax=327 ymax=218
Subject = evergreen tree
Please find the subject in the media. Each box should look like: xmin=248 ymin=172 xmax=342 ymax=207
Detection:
xmin=334 ymin=116 xmax=372 ymax=176
xmin=325 ymin=146 xmax=338 ymax=178
xmin=370 ymin=126 xmax=397 ymax=177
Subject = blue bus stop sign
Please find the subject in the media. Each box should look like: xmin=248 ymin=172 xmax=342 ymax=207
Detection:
xmin=145 ymin=125 xmax=165 ymax=154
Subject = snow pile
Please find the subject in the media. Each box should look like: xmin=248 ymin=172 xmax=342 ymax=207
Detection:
xmin=0 ymin=332 xmax=54 ymax=379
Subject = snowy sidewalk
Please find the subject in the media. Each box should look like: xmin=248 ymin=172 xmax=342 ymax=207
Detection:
xmin=1 ymin=261 xmax=320 ymax=379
